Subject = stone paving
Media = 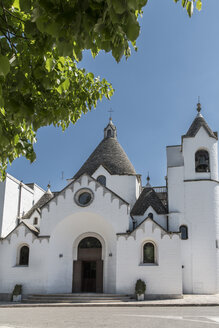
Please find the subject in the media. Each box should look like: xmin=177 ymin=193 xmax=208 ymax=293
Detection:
xmin=0 ymin=294 xmax=219 ymax=307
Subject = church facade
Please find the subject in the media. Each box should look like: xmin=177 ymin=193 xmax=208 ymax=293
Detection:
xmin=0 ymin=104 xmax=219 ymax=300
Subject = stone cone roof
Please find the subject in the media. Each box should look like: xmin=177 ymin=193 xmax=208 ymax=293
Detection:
xmin=184 ymin=114 xmax=217 ymax=139
xmin=131 ymin=187 xmax=167 ymax=215
xmin=73 ymin=137 xmax=136 ymax=179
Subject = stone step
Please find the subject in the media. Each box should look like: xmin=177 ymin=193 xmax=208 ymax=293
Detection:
xmin=22 ymin=293 xmax=133 ymax=303
xmin=29 ymin=293 xmax=130 ymax=297
xmin=22 ymin=299 xmax=129 ymax=303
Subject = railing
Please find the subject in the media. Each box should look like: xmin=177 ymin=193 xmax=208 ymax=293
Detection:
xmin=153 ymin=186 xmax=167 ymax=193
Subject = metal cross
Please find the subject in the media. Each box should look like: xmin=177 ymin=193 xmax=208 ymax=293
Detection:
xmin=108 ymin=108 xmax=114 ymax=120
xmin=197 ymin=96 xmax=201 ymax=113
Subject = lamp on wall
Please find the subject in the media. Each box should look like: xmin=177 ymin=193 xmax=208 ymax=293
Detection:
xmin=109 ymin=253 xmax=112 ymax=257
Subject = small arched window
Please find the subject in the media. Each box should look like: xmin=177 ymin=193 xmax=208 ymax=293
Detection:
xmin=143 ymin=242 xmax=155 ymax=263
xmin=19 ymin=245 xmax=29 ymax=265
xmin=97 ymin=175 xmax=106 ymax=187
xmin=107 ymin=129 xmax=112 ymax=138
xmin=148 ymin=213 xmax=153 ymax=219
xmin=180 ymin=225 xmax=188 ymax=240
xmin=195 ymin=150 xmax=210 ymax=172
xmin=33 ymin=217 xmax=38 ymax=225
xmin=79 ymin=237 xmax=102 ymax=248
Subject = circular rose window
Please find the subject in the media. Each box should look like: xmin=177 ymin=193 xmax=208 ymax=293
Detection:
xmin=74 ymin=188 xmax=94 ymax=207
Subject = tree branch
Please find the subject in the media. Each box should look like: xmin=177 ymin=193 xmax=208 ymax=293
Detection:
xmin=0 ymin=0 xmax=15 ymax=52
xmin=4 ymin=7 xmax=26 ymax=23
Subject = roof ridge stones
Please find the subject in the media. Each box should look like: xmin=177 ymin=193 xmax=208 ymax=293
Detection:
xmin=184 ymin=113 xmax=218 ymax=140
xmin=22 ymin=191 xmax=54 ymax=219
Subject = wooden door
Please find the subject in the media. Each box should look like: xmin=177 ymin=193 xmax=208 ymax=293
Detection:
xmin=72 ymin=260 xmax=82 ymax=292
xmin=96 ymin=260 xmax=103 ymax=293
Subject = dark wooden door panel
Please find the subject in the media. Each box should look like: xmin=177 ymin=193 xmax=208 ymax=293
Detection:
xmin=82 ymin=261 xmax=96 ymax=292
xmin=78 ymin=248 xmax=102 ymax=260
xmin=96 ymin=260 xmax=103 ymax=293
xmin=72 ymin=260 xmax=82 ymax=292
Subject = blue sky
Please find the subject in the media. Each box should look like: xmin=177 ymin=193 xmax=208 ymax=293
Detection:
xmin=7 ymin=0 xmax=219 ymax=191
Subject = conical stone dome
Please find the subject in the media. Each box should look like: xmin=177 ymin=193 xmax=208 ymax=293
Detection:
xmin=73 ymin=120 xmax=136 ymax=179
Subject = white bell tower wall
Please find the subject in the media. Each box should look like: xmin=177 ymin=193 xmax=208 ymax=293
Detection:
xmin=183 ymin=126 xmax=218 ymax=181
xmin=182 ymin=126 xmax=219 ymax=293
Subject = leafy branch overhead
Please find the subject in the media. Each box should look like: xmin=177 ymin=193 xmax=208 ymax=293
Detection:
xmin=0 ymin=0 xmax=149 ymax=178
xmin=174 ymin=0 xmax=202 ymax=17
xmin=0 ymin=0 xmax=201 ymax=179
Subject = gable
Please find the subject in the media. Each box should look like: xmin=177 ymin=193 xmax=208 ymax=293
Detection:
xmin=131 ymin=187 xmax=167 ymax=216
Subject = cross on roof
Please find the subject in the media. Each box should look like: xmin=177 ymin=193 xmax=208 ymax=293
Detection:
xmin=197 ymin=96 xmax=201 ymax=113
xmin=108 ymin=108 xmax=114 ymax=120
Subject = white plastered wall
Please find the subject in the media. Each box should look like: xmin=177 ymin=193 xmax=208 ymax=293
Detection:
xmin=167 ymin=125 xmax=219 ymax=294
xmin=92 ymin=166 xmax=140 ymax=207
xmin=0 ymin=224 xmax=49 ymax=295
xmin=183 ymin=127 xmax=218 ymax=181
xmin=0 ymin=174 xmax=45 ymax=238
xmin=182 ymin=127 xmax=218 ymax=293
xmin=133 ymin=206 xmax=167 ymax=230
xmin=0 ymin=179 xmax=6 ymax=237
xmin=183 ymin=180 xmax=218 ymax=293
xmin=39 ymin=174 xmax=130 ymax=294
xmin=1 ymin=175 xmax=33 ymax=237
xmin=116 ymin=219 xmax=182 ymax=296
xmin=32 ymin=184 xmax=45 ymax=204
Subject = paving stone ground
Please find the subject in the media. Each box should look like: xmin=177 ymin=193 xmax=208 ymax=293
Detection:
xmin=1 ymin=294 xmax=219 ymax=307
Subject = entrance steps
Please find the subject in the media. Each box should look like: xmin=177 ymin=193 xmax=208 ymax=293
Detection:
xmin=22 ymin=293 xmax=133 ymax=303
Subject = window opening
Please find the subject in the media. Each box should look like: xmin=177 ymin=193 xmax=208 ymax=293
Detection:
xmin=195 ymin=150 xmax=210 ymax=172
xmin=180 ymin=225 xmax=188 ymax=240
xmin=79 ymin=237 xmax=102 ymax=249
xmin=143 ymin=242 xmax=155 ymax=263
xmin=19 ymin=245 xmax=29 ymax=265
xmin=33 ymin=217 xmax=38 ymax=225
xmin=107 ymin=129 xmax=112 ymax=138
xmin=97 ymin=175 xmax=106 ymax=187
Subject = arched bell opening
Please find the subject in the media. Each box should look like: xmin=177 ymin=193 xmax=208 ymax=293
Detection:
xmin=73 ymin=237 xmax=103 ymax=293
xmin=195 ymin=150 xmax=210 ymax=173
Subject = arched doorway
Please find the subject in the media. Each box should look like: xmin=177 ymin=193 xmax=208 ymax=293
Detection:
xmin=72 ymin=237 xmax=103 ymax=293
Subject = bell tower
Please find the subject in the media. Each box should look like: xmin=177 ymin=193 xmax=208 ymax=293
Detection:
xmin=180 ymin=103 xmax=219 ymax=294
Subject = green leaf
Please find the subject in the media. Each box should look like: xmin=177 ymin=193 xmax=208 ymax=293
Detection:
xmin=112 ymin=0 xmax=127 ymax=14
xmin=127 ymin=0 xmax=138 ymax=10
xmin=139 ymin=0 xmax=148 ymax=6
xmin=186 ymin=1 xmax=193 ymax=17
xmin=19 ymin=0 xmax=31 ymax=12
xmin=12 ymin=0 xmax=20 ymax=9
xmin=196 ymin=0 xmax=202 ymax=11
xmin=45 ymin=22 xmax=60 ymax=37
xmin=57 ymin=78 xmax=70 ymax=94
xmin=0 ymin=56 xmax=10 ymax=77
xmin=182 ymin=0 xmax=188 ymax=8
xmin=14 ymin=135 xmax=19 ymax=145
xmin=45 ymin=58 xmax=54 ymax=72
xmin=126 ymin=14 xmax=140 ymax=42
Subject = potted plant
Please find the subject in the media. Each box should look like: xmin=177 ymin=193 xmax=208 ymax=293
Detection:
xmin=12 ymin=284 xmax=22 ymax=302
xmin=135 ymin=279 xmax=146 ymax=301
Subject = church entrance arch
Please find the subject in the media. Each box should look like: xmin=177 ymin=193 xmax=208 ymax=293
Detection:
xmin=72 ymin=237 xmax=103 ymax=293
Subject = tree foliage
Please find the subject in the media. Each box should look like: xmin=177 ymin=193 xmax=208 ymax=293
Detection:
xmin=0 ymin=0 xmax=201 ymax=179
xmin=174 ymin=0 xmax=202 ymax=17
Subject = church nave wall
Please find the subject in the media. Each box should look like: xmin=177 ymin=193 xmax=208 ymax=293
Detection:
xmin=0 ymin=224 xmax=49 ymax=297
xmin=40 ymin=174 xmax=130 ymax=236
xmin=116 ymin=219 xmax=182 ymax=296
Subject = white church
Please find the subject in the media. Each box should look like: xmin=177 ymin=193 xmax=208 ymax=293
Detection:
xmin=0 ymin=103 xmax=219 ymax=300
